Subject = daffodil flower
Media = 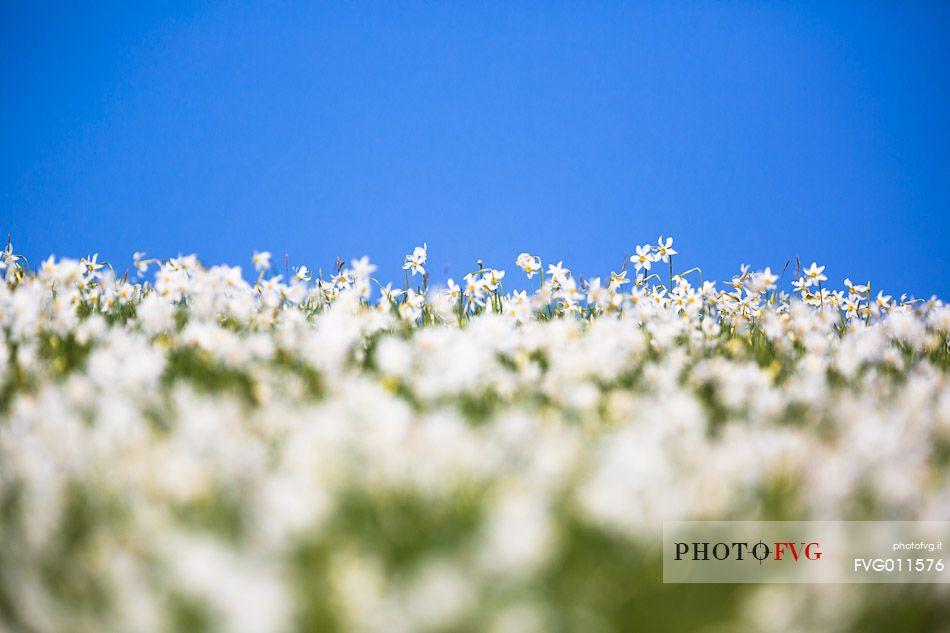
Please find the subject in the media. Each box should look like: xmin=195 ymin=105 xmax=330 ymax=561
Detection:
xmin=792 ymin=277 xmax=811 ymax=293
xmin=81 ymin=253 xmax=104 ymax=276
xmin=350 ymin=256 xmax=377 ymax=280
xmin=331 ymin=270 xmax=353 ymax=290
xmin=403 ymin=244 xmax=428 ymax=277
xmin=546 ymin=261 xmax=569 ymax=286
xmin=484 ymin=269 xmax=505 ymax=291
xmin=803 ymin=262 xmax=827 ymax=284
xmin=294 ymin=265 xmax=312 ymax=282
xmin=446 ymin=279 xmax=461 ymax=300
xmin=516 ymin=253 xmax=542 ymax=278
xmin=876 ymin=291 xmax=893 ymax=310
xmin=655 ymin=235 xmax=678 ymax=263
xmin=0 ymin=241 xmax=20 ymax=273
xmin=252 ymin=251 xmax=272 ymax=272
xmin=609 ymin=270 xmax=629 ymax=289
xmin=844 ymin=278 xmax=867 ymax=296
xmin=630 ymin=245 xmax=655 ymax=272
xmin=379 ymin=282 xmax=403 ymax=304
xmin=758 ymin=267 xmax=777 ymax=290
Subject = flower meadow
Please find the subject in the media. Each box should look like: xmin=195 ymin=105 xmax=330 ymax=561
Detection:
xmin=0 ymin=238 xmax=949 ymax=633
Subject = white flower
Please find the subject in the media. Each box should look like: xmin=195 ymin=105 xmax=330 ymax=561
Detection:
xmin=546 ymin=261 xmax=569 ymax=286
xmin=132 ymin=251 xmax=150 ymax=276
xmin=350 ymin=256 xmax=377 ymax=280
xmin=803 ymin=262 xmax=827 ymax=284
xmin=484 ymin=269 xmax=505 ymax=291
xmin=844 ymin=278 xmax=867 ymax=296
xmin=516 ymin=253 xmax=542 ymax=278
xmin=252 ymin=251 xmax=272 ymax=272
xmin=403 ymin=243 xmax=428 ymax=277
xmin=445 ymin=279 xmax=461 ymax=300
xmin=294 ymin=265 xmax=312 ymax=282
xmin=0 ymin=241 xmax=21 ymax=275
xmin=81 ymin=253 xmax=104 ymax=277
xmin=609 ymin=270 xmax=629 ymax=289
xmin=379 ymin=282 xmax=403 ymax=304
xmin=655 ymin=235 xmax=677 ymax=263
xmin=630 ymin=244 xmax=655 ymax=272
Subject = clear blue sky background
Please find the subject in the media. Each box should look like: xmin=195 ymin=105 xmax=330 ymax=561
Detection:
xmin=3 ymin=2 xmax=949 ymax=297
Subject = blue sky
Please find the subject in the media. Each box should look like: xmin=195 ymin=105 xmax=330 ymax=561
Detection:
xmin=3 ymin=2 xmax=949 ymax=297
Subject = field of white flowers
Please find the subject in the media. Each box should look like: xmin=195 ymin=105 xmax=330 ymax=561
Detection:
xmin=0 ymin=238 xmax=948 ymax=633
